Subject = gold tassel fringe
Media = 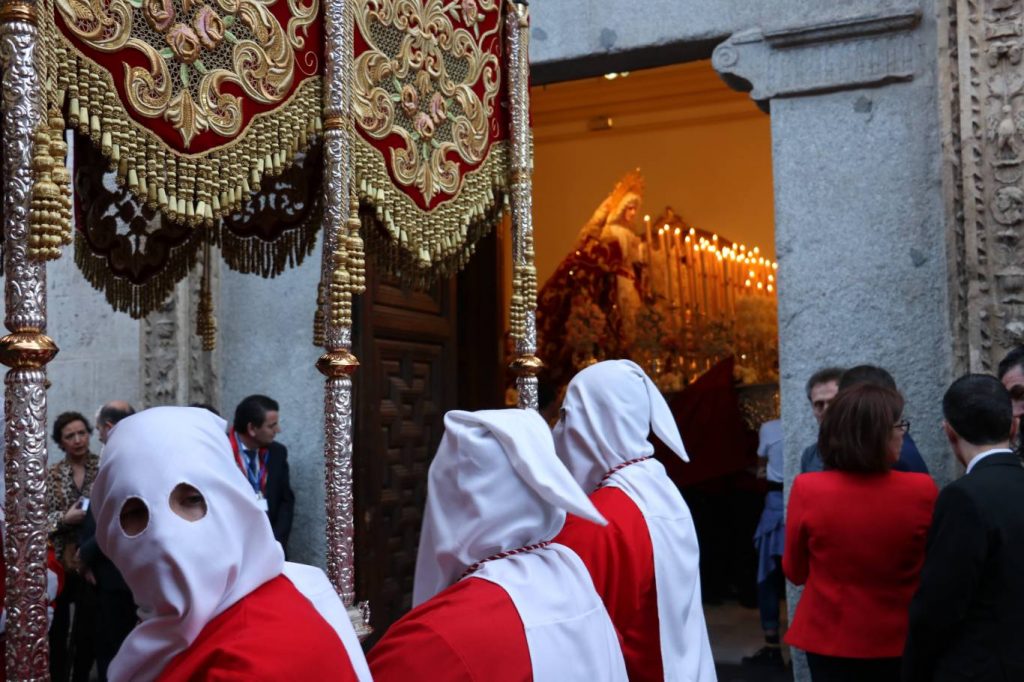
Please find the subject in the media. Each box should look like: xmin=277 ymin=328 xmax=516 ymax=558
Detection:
xmin=39 ymin=0 xmax=322 ymax=232
xmin=73 ymin=229 xmax=203 ymax=318
xmin=216 ymin=212 xmax=321 ymax=279
xmin=196 ymin=237 xmax=217 ymax=351
xmin=354 ymin=135 xmax=510 ymax=288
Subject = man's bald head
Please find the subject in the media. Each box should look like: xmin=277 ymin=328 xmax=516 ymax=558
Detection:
xmin=98 ymin=400 xmax=136 ymax=444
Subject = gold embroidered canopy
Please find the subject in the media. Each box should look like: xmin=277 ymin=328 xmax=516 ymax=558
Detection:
xmin=44 ymin=0 xmax=323 ymax=224
xmin=25 ymin=0 xmax=326 ymax=328
xmin=351 ymin=0 xmax=511 ymax=283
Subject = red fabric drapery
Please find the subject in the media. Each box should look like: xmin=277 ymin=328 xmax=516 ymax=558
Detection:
xmin=656 ymin=357 xmax=758 ymax=488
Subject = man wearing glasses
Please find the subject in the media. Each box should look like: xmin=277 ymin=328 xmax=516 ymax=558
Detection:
xmin=802 ymin=365 xmax=929 ymax=474
xmin=799 ymin=367 xmax=845 ymax=474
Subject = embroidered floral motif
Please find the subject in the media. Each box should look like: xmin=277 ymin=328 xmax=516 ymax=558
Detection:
xmin=55 ymin=0 xmax=319 ymax=149
xmin=353 ymin=0 xmax=503 ymax=205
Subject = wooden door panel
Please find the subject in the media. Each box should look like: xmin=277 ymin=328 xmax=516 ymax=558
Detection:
xmin=354 ymin=266 xmax=456 ymax=641
xmin=353 ymin=227 xmax=505 ymax=641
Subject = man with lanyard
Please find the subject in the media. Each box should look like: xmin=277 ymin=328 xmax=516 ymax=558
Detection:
xmin=230 ymin=395 xmax=295 ymax=553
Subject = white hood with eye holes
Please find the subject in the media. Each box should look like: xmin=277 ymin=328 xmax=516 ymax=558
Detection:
xmin=93 ymin=406 xmax=370 ymax=682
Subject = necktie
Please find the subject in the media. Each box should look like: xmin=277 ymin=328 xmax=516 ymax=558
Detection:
xmin=246 ymin=450 xmax=260 ymax=493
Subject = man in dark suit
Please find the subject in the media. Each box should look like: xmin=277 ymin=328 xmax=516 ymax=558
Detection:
xmin=230 ymin=395 xmax=295 ymax=552
xmin=79 ymin=400 xmax=137 ymax=681
xmin=903 ymin=374 xmax=1024 ymax=682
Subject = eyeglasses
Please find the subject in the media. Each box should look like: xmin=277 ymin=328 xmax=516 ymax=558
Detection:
xmin=894 ymin=419 xmax=910 ymax=433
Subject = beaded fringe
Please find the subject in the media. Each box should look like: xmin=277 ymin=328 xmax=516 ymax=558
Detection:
xmin=354 ymin=136 xmax=511 ymax=289
xmin=30 ymin=0 xmax=322 ymax=265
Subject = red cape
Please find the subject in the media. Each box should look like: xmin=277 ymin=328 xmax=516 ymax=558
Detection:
xmin=368 ymin=577 xmax=531 ymax=681
xmin=159 ymin=576 xmax=357 ymax=681
xmin=555 ymin=486 xmax=661 ymax=681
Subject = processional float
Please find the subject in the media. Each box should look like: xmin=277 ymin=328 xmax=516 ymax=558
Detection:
xmin=0 ymin=0 xmax=539 ymax=675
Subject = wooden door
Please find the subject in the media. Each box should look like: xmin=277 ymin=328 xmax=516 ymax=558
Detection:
xmin=353 ymin=227 xmax=505 ymax=641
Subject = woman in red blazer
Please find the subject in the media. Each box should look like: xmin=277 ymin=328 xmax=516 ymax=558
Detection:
xmin=784 ymin=383 xmax=937 ymax=682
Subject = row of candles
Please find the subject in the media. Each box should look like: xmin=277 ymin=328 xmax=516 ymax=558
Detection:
xmin=640 ymin=214 xmax=777 ymax=324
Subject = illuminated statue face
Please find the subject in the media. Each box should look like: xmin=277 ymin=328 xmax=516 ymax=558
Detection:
xmin=622 ymin=202 xmax=638 ymax=225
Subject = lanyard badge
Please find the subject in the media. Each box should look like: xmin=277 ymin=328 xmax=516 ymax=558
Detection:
xmin=229 ymin=429 xmax=270 ymax=506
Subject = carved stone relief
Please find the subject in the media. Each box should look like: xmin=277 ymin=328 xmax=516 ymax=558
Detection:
xmin=941 ymin=0 xmax=1024 ymax=372
xmin=140 ymin=249 xmax=220 ymax=409
xmin=712 ymin=5 xmax=921 ymax=108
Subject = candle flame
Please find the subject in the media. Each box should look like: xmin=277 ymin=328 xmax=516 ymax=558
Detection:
xmin=745 ymin=279 xmax=751 ymax=287
xmin=767 ymin=284 xmax=774 ymax=292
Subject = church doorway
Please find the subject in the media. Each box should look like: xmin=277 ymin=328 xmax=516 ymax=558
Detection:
xmin=531 ymin=60 xmax=784 ymax=673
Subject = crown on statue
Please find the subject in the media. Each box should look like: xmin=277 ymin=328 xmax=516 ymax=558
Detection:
xmin=607 ymin=168 xmax=646 ymax=222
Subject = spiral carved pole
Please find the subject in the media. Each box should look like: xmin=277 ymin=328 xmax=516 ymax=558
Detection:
xmin=318 ymin=0 xmax=370 ymax=640
xmin=506 ymin=0 xmax=542 ymax=409
xmin=0 ymin=2 xmax=58 ymax=678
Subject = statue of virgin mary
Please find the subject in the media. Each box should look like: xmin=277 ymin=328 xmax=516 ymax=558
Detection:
xmin=536 ymin=170 xmax=647 ymax=389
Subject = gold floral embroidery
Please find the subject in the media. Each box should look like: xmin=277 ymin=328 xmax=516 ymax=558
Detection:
xmin=54 ymin=0 xmax=318 ymax=149
xmin=353 ymin=0 xmax=502 ymax=204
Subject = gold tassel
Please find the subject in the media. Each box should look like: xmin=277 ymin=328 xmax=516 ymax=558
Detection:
xmin=29 ymin=126 xmax=64 ymax=261
xmin=347 ymin=194 xmax=366 ymax=297
xmin=48 ymin=110 xmax=73 ymax=248
xmin=312 ymin=281 xmax=326 ymax=347
xmin=196 ymin=235 xmax=217 ymax=351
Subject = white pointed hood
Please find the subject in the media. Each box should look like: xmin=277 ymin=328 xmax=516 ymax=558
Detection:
xmin=413 ymin=408 xmax=605 ymax=605
xmin=414 ymin=408 xmax=627 ymax=682
xmin=553 ymin=360 xmax=688 ymax=490
xmin=553 ymin=360 xmax=716 ymax=682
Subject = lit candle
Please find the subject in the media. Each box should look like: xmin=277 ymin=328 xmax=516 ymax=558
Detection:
xmin=716 ymin=251 xmax=725 ymax=318
xmin=674 ymin=228 xmax=687 ymax=315
xmin=643 ymin=214 xmax=654 ymax=293
xmin=699 ymin=241 xmax=710 ymax=315
xmin=661 ymin=228 xmax=673 ymax=308
xmin=690 ymin=238 xmax=700 ymax=316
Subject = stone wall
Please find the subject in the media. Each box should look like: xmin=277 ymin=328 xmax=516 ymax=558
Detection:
xmin=217 ymin=246 xmax=327 ymax=567
xmin=711 ymin=2 xmax=954 ymax=483
xmin=533 ymin=0 xmax=958 ymax=483
xmin=46 ymin=252 xmax=141 ymax=460
xmin=530 ymin=1 xmax=915 ymax=81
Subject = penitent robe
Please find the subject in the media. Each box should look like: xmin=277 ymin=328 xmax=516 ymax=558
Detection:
xmin=369 ymin=576 xmax=532 ymax=682
xmin=555 ymin=486 xmax=662 ymax=681
xmin=158 ymin=576 xmax=357 ymax=681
